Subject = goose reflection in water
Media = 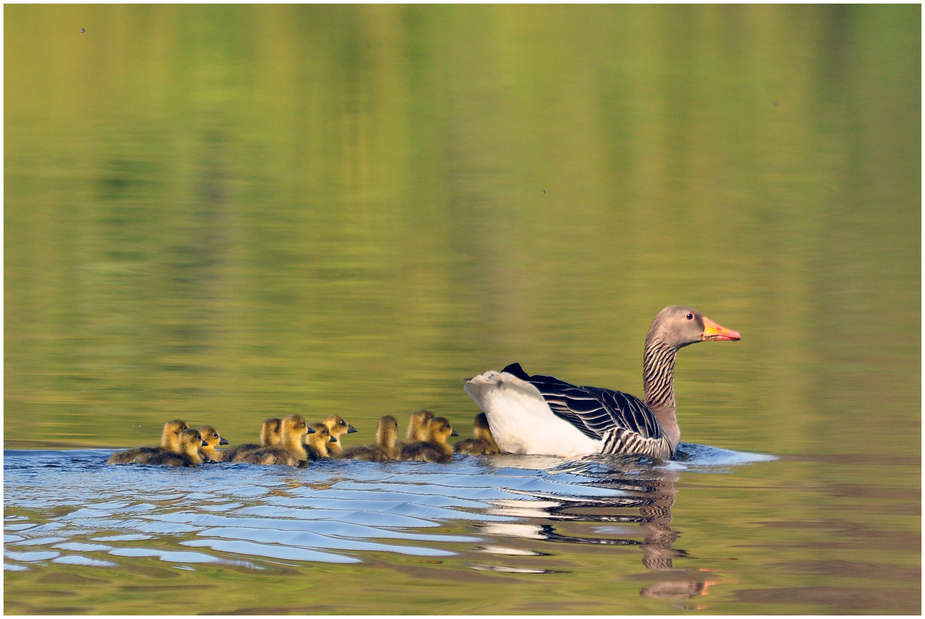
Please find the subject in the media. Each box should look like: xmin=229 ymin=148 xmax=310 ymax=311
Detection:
xmin=478 ymin=454 xmax=722 ymax=603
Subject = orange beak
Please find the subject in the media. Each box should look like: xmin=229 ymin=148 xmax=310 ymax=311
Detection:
xmin=701 ymin=316 xmax=741 ymax=341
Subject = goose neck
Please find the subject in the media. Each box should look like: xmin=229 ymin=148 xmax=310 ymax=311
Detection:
xmin=642 ymin=337 xmax=681 ymax=450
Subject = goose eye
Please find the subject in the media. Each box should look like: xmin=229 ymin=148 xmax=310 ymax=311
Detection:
xmin=685 ymin=313 xmax=694 ymax=320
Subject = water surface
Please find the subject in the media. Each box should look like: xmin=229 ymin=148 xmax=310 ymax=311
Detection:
xmin=5 ymin=445 xmax=810 ymax=614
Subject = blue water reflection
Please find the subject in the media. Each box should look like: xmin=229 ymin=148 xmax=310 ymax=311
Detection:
xmin=5 ymin=447 xmax=771 ymax=575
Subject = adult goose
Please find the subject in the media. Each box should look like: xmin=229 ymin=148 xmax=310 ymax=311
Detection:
xmin=463 ymin=306 xmax=740 ymax=459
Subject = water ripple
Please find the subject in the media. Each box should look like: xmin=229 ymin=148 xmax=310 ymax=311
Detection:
xmin=4 ymin=446 xmax=774 ymax=574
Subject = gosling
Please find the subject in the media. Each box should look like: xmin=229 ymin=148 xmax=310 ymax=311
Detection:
xmin=453 ymin=413 xmax=503 ymax=456
xmin=107 ymin=420 xmax=189 ymax=465
xmin=322 ymin=415 xmax=358 ymax=458
xmin=401 ymin=417 xmax=458 ymax=463
xmin=306 ymin=423 xmax=337 ymax=461
xmin=404 ymin=409 xmax=436 ymax=443
xmin=197 ymin=425 xmax=230 ymax=462
xmin=342 ymin=416 xmax=400 ymax=462
xmin=225 ymin=418 xmax=282 ymax=463
xmin=145 ymin=429 xmax=208 ymax=467
xmin=238 ymin=415 xmax=313 ymax=466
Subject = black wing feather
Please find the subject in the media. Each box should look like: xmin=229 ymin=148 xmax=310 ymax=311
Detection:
xmin=502 ymin=363 xmax=662 ymax=442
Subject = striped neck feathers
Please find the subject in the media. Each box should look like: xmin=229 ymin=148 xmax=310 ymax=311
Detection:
xmin=642 ymin=335 xmax=681 ymax=451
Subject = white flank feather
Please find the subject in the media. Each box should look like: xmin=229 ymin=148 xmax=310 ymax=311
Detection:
xmin=463 ymin=370 xmax=603 ymax=457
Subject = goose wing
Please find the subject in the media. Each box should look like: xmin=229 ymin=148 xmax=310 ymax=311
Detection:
xmin=502 ymin=363 xmax=662 ymax=441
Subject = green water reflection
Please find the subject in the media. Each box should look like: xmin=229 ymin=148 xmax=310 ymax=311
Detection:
xmin=5 ymin=4 xmax=919 ymax=614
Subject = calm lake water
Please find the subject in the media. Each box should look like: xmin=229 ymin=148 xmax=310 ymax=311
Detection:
xmin=4 ymin=4 xmax=920 ymax=615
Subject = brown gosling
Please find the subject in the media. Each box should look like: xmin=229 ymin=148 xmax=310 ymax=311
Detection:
xmin=401 ymin=417 xmax=458 ymax=464
xmin=145 ymin=429 xmax=208 ymax=467
xmin=405 ymin=409 xmax=436 ymax=443
xmin=306 ymin=423 xmax=337 ymax=461
xmin=107 ymin=419 xmax=189 ymax=465
xmin=342 ymin=416 xmax=400 ymax=462
xmin=197 ymin=425 xmax=230 ymax=462
xmin=238 ymin=415 xmax=312 ymax=466
xmin=453 ymin=413 xmax=503 ymax=456
xmin=225 ymin=418 xmax=282 ymax=463
xmin=322 ymin=415 xmax=358 ymax=459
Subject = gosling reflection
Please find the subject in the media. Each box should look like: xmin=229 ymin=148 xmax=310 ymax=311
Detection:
xmin=481 ymin=457 xmax=719 ymax=602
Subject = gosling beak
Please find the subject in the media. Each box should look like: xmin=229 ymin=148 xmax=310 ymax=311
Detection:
xmin=219 ymin=437 xmax=230 ymax=446
xmin=347 ymin=424 xmax=358 ymax=434
xmin=701 ymin=316 xmax=741 ymax=342
xmin=450 ymin=429 xmax=459 ymax=437
xmin=330 ymin=436 xmax=338 ymax=443
xmin=201 ymin=440 xmax=208 ymax=446
xmin=306 ymin=426 xmax=316 ymax=434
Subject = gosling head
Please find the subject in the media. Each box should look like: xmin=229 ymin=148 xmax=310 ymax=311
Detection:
xmin=472 ymin=412 xmax=501 ymax=452
xmin=472 ymin=413 xmax=491 ymax=439
xmin=307 ymin=423 xmax=335 ymax=458
xmin=260 ymin=418 xmax=282 ymax=446
xmin=427 ymin=417 xmax=458 ymax=444
xmin=376 ymin=416 xmax=400 ymax=447
xmin=323 ymin=415 xmax=358 ymax=436
xmin=279 ymin=415 xmax=311 ymax=449
xmin=161 ymin=420 xmax=190 ymax=451
xmin=197 ymin=425 xmax=229 ymax=449
xmin=178 ymin=428 xmax=208 ymax=464
xmin=406 ymin=409 xmax=436 ymax=442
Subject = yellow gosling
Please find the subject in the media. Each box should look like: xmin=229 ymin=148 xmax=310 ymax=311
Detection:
xmin=454 ymin=413 xmax=503 ymax=456
xmin=238 ymin=415 xmax=311 ymax=466
xmin=306 ymin=423 xmax=336 ymax=461
xmin=146 ymin=429 xmax=208 ymax=467
xmin=322 ymin=415 xmax=358 ymax=458
xmin=401 ymin=417 xmax=458 ymax=464
xmin=342 ymin=416 xmax=400 ymax=462
xmin=197 ymin=425 xmax=230 ymax=462
xmin=225 ymin=418 xmax=282 ymax=463
xmin=107 ymin=420 xmax=189 ymax=465
xmin=405 ymin=409 xmax=436 ymax=443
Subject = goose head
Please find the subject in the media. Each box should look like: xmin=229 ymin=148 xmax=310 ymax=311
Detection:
xmin=646 ymin=306 xmax=741 ymax=350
